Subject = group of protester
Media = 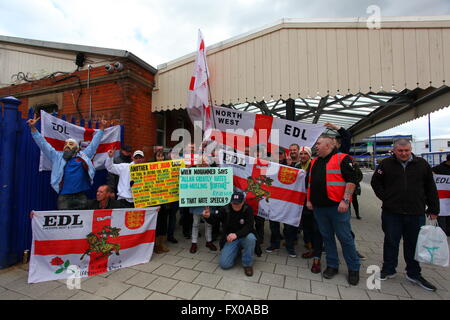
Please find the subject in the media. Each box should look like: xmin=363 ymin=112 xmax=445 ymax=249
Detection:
xmin=27 ymin=114 xmax=448 ymax=291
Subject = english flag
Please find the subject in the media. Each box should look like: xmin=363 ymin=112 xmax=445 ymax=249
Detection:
xmin=28 ymin=207 xmax=158 ymax=283
xmin=208 ymin=105 xmax=325 ymax=154
xmin=39 ymin=110 xmax=121 ymax=171
xmin=187 ymin=29 xmax=213 ymax=140
xmin=219 ymin=150 xmax=306 ymax=227
xmin=435 ymin=174 xmax=450 ymax=217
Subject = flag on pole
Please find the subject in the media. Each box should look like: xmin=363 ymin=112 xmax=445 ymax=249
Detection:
xmin=28 ymin=207 xmax=158 ymax=283
xmin=187 ymin=29 xmax=213 ymax=140
xmin=39 ymin=111 xmax=121 ymax=171
xmin=435 ymin=174 xmax=450 ymax=216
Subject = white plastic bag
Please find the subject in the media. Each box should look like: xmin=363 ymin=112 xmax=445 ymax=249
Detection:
xmin=415 ymin=219 xmax=449 ymax=267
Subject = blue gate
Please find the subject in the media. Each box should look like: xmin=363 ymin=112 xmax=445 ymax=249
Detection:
xmin=0 ymin=97 xmax=124 ymax=269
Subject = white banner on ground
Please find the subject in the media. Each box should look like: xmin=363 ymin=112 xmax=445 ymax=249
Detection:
xmin=28 ymin=207 xmax=158 ymax=283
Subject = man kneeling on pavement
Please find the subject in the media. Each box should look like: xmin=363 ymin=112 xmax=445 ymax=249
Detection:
xmin=202 ymin=191 xmax=257 ymax=276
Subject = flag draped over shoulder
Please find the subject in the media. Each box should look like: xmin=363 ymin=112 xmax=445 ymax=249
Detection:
xmin=435 ymin=174 xmax=450 ymax=216
xmin=219 ymin=150 xmax=306 ymax=227
xmin=187 ymin=29 xmax=212 ymax=140
xmin=39 ymin=111 xmax=121 ymax=171
xmin=28 ymin=207 xmax=158 ymax=283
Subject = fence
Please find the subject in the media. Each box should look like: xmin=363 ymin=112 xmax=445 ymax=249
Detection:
xmin=420 ymin=151 xmax=450 ymax=168
xmin=0 ymin=96 xmax=123 ymax=269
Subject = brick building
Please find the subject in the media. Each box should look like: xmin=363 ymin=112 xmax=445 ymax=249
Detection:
xmin=0 ymin=35 xmax=189 ymax=160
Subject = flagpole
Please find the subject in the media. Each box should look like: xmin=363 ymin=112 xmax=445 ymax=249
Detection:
xmin=201 ymin=34 xmax=218 ymax=135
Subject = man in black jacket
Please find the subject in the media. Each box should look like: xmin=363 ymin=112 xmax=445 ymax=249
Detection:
xmin=371 ymin=138 xmax=439 ymax=291
xmin=203 ymin=191 xmax=257 ymax=276
xmin=432 ymin=153 xmax=450 ymax=235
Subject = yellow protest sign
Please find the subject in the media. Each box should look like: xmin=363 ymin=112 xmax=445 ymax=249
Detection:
xmin=130 ymin=159 xmax=185 ymax=208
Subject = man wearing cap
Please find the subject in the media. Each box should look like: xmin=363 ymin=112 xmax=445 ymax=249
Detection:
xmin=203 ymin=191 xmax=257 ymax=276
xmin=105 ymin=149 xmax=146 ymax=208
xmin=27 ymin=114 xmax=107 ymax=210
xmin=106 ymin=144 xmax=133 ymax=197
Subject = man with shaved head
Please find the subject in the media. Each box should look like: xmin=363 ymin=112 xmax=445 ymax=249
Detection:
xmin=306 ymin=135 xmax=360 ymax=285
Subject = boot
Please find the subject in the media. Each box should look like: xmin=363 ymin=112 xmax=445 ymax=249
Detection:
xmin=154 ymin=235 xmax=164 ymax=254
xmin=160 ymin=236 xmax=170 ymax=253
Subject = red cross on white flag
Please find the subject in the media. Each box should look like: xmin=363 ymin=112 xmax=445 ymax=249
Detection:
xmin=187 ymin=29 xmax=212 ymax=140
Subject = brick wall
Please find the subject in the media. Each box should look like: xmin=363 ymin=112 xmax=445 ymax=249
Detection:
xmin=0 ymin=60 xmax=159 ymax=161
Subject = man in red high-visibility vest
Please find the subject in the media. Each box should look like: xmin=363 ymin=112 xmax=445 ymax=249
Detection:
xmin=306 ymin=136 xmax=360 ymax=286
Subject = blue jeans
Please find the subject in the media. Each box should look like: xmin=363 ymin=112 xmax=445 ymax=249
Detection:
xmin=220 ymin=233 xmax=257 ymax=268
xmin=381 ymin=210 xmax=425 ymax=278
xmin=313 ymin=206 xmax=360 ymax=271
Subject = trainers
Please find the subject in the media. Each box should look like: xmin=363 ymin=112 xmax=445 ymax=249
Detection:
xmin=302 ymin=251 xmax=314 ymax=259
xmin=311 ymin=258 xmax=321 ymax=274
xmin=406 ymin=275 xmax=437 ymax=291
xmin=357 ymin=251 xmax=367 ymax=261
xmin=205 ymin=242 xmax=217 ymax=251
xmin=189 ymin=243 xmax=197 ymax=254
xmin=265 ymin=246 xmax=279 ymax=253
xmin=323 ymin=266 xmax=339 ymax=279
xmin=167 ymin=237 xmax=178 ymax=244
xmin=287 ymin=249 xmax=297 ymax=258
xmin=348 ymin=270 xmax=360 ymax=286
xmin=378 ymin=271 xmax=396 ymax=281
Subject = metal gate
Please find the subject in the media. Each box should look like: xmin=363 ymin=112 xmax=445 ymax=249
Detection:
xmin=0 ymin=96 xmax=123 ymax=269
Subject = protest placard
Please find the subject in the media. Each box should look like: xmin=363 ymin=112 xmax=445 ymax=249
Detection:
xmin=130 ymin=159 xmax=185 ymax=207
xmin=179 ymin=167 xmax=233 ymax=207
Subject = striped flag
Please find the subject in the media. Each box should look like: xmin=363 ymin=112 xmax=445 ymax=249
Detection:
xmin=187 ymin=29 xmax=212 ymax=140
xmin=28 ymin=207 xmax=158 ymax=283
xmin=435 ymin=174 xmax=450 ymax=217
xmin=219 ymin=150 xmax=306 ymax=227
xmin=39 ymin=111 xmax=121 ymax=171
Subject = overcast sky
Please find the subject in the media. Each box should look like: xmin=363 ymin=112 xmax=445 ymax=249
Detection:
xmin=1 ymin=0 xmax=449 ymax=139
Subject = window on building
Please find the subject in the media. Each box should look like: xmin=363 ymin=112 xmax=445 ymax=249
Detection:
xmin=447 ymin=141 xmax=450 ymax=147
xmin=155 ymin=113 xmax=165 ymax=147
xmin=33 ymin=103 xmax=59 ymax=116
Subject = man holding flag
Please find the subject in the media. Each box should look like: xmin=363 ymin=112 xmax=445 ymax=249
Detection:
xmin=432 ymin=154 xmax=450 ymax=236
xmin=27 ymin=114 xmax=107 ymax=210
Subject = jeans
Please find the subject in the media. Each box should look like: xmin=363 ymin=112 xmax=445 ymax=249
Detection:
xmin=167 ymin=202 xmax=178 ymax=239
xmin=313 ymin=206 xmax=360 ymax=271
xmin=269 ymin=220 xmax=281 ymax=248
xmin=283 ymin=224 xmax=298 ymax=251
xmin=301 ymin=210 xmax=314 ymax=244
xmin=381 ymin=210 xmax=425 ymax=278
xmin=192 ymin=213 xmax=212 ymax=243
xmin=57 ymin=192 xmax=87 ymax=210
xmin=220 ymin=233 xmax=257 ymax=268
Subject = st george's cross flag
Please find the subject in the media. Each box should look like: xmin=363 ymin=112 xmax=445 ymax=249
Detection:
xmin=28 ymin=208 xmax=158 ymax=283
xmin=208 ymin=105 xmax=325 ymax=154
xmin=219 ymin=150 xmax=306 ymax=227
xmin=39 ymin=110 xmax=121 ymax=171
xmin=187 ymin=29 xmax=213 ymax=140
xmin=434 ymin=174 xmax=450 ymax=217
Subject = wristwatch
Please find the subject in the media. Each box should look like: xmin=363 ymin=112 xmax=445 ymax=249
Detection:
xmin=342 ymin=199 xmax=350 ymax=205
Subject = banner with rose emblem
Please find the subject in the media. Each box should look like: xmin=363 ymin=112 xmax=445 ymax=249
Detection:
xmin=28 ymin=207 xmax=158 ymax=284
xmin=219 ymin=150 xmax=306 ymax=227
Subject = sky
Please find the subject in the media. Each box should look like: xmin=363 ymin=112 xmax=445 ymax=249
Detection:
xmin=1 ymin=0 xmax=449 ymax=139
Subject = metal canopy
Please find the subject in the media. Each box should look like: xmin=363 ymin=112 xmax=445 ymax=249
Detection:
xmin=218 ymin=85 xmax=450 ymax=140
